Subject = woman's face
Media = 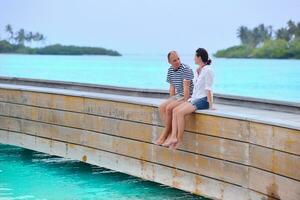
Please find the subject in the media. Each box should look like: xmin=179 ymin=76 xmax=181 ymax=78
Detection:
xmin=194 ymin=55 xmax=201 ymax=64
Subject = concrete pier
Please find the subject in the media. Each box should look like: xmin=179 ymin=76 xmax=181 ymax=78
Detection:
xmin=0 ymin=78 xmax=299 ymax=200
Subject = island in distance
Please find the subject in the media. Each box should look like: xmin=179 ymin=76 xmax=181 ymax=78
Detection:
xmin=0 ymin=24 xmax=121 ymax=56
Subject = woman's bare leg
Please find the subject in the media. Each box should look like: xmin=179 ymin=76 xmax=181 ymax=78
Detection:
xmin=169 ymin=102 xmax=195 ymax=149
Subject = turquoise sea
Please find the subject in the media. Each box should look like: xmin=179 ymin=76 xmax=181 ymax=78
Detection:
xmin=0 ymin=144 xmax=206 ymax=200
xmin=0 ymin=54 xmax=300 ymax=103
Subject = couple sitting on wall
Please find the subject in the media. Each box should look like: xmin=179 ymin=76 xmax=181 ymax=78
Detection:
xmin=155 ymin=48 xmax=214 ymax=149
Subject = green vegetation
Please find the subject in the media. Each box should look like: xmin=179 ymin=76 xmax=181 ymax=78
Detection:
xmin=0 ymin=24 xmax=121 ymax=56
xmin=215 ymin=20 xmax=300 ymax=59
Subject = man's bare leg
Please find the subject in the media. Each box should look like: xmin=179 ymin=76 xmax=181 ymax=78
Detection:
xmin=155 ymin=98 xmax=175 ymax=144
xmin=162 ymin=103 xmax=182 ymax=147
xmin=155 ymin=99 xmax=183 ymax=145
xmin=162 ymin=104 xmax=180 ymax=146
xmin=158 ymin=98 xmax=174 ymax=125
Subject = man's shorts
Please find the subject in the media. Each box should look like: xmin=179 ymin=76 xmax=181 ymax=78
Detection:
xmin=171 ymin=94 xmax=184 ymax=101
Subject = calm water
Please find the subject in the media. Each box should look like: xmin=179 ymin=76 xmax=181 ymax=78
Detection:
xmin=0 ymin=54 xmax=300 ymax=103
xmin=0 ymin=144 xmax=206 ymax=200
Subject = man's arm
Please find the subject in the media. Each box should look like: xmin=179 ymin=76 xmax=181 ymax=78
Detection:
xmin=169 ymin=84 xmax=175 ymax=96
xmin=183 ymin=80 xmax=191 ymax=101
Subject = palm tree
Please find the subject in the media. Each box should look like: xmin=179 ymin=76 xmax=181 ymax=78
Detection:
xmin=25 ymin=31 xmax=34 ymax=44
xmin=255 ymin=24 xmax=273 ymax=46
xmin=5 ymin=24 xmax=14 ymax=43
xmin=38 ymin=34 xmax=46 ymax=44
xmin=287 ymin=20 xmax=300 ymax=39
xmin=15 ymin=29 xmax=26 ymax=45
xmin=287 ymin=20 xmax=296 ymax=39
xmin=252 ymin=27 xmax=261 ymax=47
xmin=32 ymin=32 xmax=46 ymax=46
xmin=267 ymin=26 xmax=273 ymax=38
xmin=296 ymin=22 xmax=300 ymax=39
xmin=276 ymin=28 xmax=292 ymax=41
xmin=33 ymin=32 xmax=41 ymax=42
xmin=237 ymin=26 xmax=252 ymax=45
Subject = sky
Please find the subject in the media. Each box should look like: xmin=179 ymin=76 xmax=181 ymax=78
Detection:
xmin=0 ymin=0 xmax=300 ymax=55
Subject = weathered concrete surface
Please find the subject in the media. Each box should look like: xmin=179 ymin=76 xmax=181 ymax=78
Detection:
xmin=1 ymin=76 xmax=299 ymax=114
xmin=0 ymin=83 xmax=299 ymax=200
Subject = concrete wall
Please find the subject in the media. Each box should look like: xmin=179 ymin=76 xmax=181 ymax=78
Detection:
xmin=0 ymin=87 xmax=299 ymax=200
xmin=1 ymin=76 xmax=299 ymax=114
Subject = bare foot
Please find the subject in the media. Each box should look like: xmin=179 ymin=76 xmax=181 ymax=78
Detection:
xmin=155 ymin=133 xmax=168 ymax=145
xmin=169 ymin=142 xmax=180 ymax=150
xmin=162 ymin=134 xmax=174 ymax=146
xmin=162 ymin=137 xmax=177 ymax=147
xmin=155 ymin=137 xmax=164 ymax=145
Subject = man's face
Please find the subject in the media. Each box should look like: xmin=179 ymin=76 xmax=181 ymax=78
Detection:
xmin=168 ymin=53 xmax=181 ymax=70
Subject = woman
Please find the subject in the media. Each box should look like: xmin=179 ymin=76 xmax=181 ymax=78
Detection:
xmin=162 ymin=48 xmax=214 ymax=149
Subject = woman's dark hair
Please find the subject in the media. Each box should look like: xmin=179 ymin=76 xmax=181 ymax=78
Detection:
xmin=196 ymin=48 xmax=211 ymax=65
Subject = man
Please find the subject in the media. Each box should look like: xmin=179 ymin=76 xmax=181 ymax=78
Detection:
xmin=155 ymin=51 xmax=194 ymax=146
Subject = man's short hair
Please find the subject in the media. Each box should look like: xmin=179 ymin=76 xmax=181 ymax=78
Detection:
xmin=167 ymin=51 xmax=177 ymax=61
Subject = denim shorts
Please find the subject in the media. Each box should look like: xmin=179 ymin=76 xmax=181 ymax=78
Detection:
xmin=189 ymin=97 xmax=209 ymax=110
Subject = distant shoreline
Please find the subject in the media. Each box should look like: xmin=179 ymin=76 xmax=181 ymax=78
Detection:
xmin=0 ymin=40 xmax=122 ymax=56
xmin=214 ymin=40 xmax=300 ymax=60
xmin=0 ymin=53 xmax=120 ymax=56
xmin=214 ymin=21 xmax=300 ymax=59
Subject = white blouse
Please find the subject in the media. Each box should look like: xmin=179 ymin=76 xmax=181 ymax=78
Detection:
xmin=189 ymin=65 xmax=214 ymax=101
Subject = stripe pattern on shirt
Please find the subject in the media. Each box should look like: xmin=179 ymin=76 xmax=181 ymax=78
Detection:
xmin=166 ymin=63 xmax=194 ymax=96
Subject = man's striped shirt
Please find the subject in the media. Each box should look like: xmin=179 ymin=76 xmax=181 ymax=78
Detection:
xmin=166 ymin=63 xmax=194 ymax=96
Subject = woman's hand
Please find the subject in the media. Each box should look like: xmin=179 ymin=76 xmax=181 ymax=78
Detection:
xmin=209 ymin=106 xmax=216 ymax=110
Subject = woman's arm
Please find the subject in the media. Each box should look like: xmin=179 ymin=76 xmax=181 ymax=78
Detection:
xmin=205 ymin=69 xmax=214 ymax=109
xmin=206 ymin=90 xmax=214 ymax=109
